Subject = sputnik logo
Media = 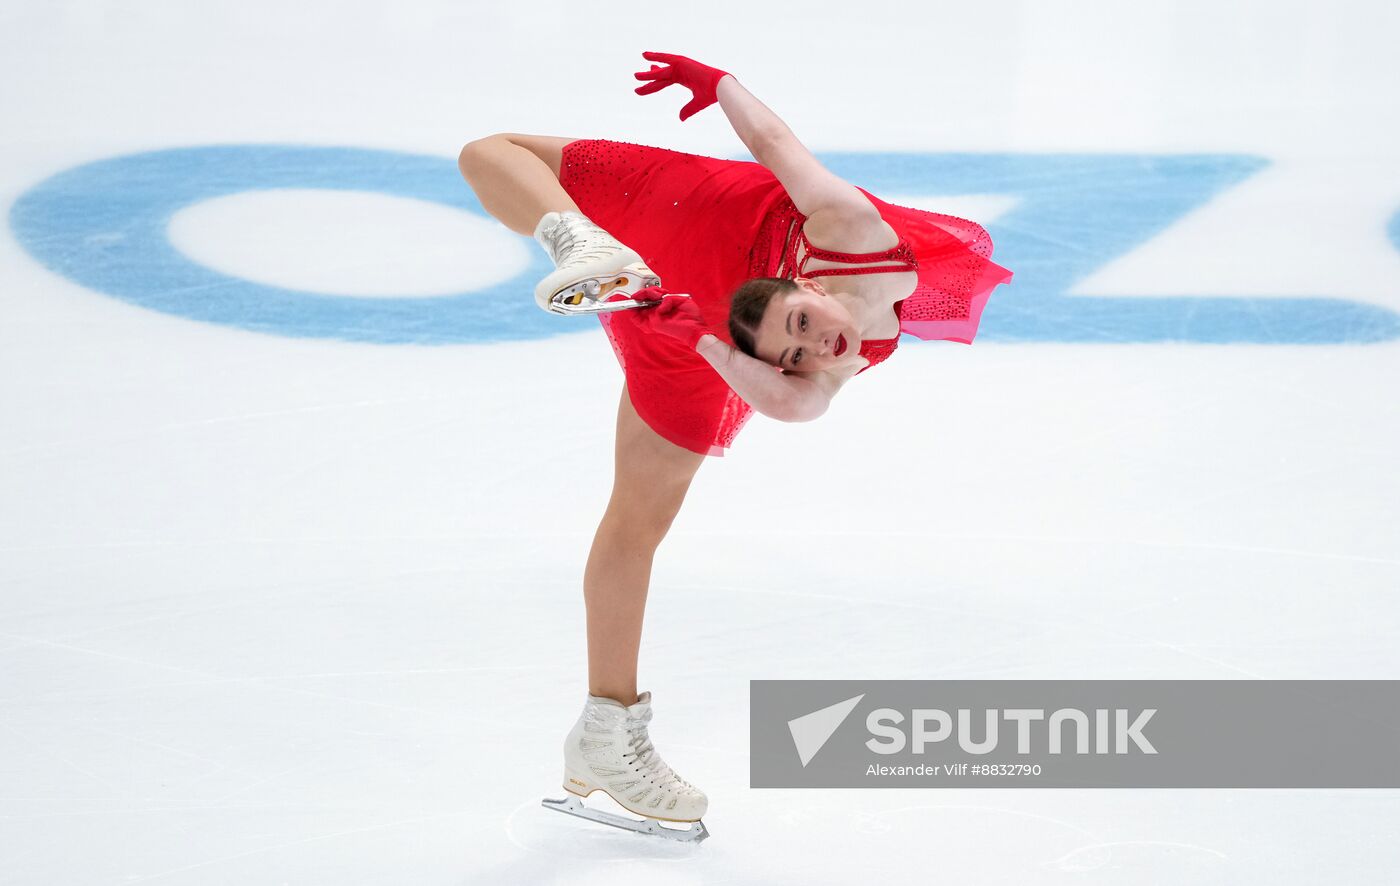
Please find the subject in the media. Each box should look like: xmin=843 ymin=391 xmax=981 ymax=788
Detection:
xmin=787 ymin=694 xmax=865 ymax=767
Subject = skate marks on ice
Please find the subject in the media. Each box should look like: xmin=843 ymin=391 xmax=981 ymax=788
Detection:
xmin=503 ymin=794 xmax=1228 ymax=882
xmin=1046 ymin=840 xmax=1228 ymax=874
xmin=846 ymin=802 xmax=1225 ymax=874
xmin=772 ymin=800 xmax=1228 ymax=880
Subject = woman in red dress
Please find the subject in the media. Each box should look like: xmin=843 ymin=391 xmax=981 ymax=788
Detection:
xmin=457 ymin=52 xmax=1012 ymax=840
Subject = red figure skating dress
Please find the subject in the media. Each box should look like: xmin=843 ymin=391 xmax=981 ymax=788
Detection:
xmin=558 ymin=139 xmax=1013 ymax=457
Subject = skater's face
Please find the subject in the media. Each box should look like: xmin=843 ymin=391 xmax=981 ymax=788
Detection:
xmin=755 ymin=278 xmax=863 ymax=372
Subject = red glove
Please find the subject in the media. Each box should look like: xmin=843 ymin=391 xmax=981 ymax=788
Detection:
xmin=628 ymin=285 xmax=667 ymax=304
xmin=631 ymin=290 xmax=712 ymax=350
xmin=633 ymin=51 xmax=731 ymax=122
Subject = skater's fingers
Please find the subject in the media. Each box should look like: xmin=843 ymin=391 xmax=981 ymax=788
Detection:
xmin=634 ymin=80 xmax=670 ymax=96
xmin=679 ymin=96 xmax=708 ymax=121
xmin=633 ymin=64 xmax=666 ymax=80
xmin=680 ymin=93 xmax=720 ymax=122
xmin=642 ymin=51 xmax=682 ymax=64
xmin=631 ymin=286 xmax=667 ymax=303
xmin=656 ymin=295 xmax=702 ymax=318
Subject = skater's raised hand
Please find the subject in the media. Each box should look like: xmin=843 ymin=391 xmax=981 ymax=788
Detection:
xmin=633 ymin=51 xmax=731 ymax=122
xmin=631 ymin=289 xmax=712 ymax=350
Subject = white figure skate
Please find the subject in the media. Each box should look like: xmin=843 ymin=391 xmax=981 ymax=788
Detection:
xmin=541 ymin=691 xmax=710 ymax=843
xmin=532 ymin=211 xmax=662 ymax=315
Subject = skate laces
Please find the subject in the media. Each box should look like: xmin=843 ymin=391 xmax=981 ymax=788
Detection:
xmin=624 ymin=712 xmax=692 ymax=795
xmin=548 ymin=215 xmax=620 ymax=265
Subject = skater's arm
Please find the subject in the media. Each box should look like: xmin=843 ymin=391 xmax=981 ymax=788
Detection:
xmin=717 ymin=77 xmax=881 ymax=222
xmin=695 ymin=333 xmax=847 ymax=422
xmin=715 ymin=75 xmax=789 ymax=159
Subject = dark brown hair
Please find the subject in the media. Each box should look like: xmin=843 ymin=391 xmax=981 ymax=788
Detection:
xmin=728 ymin=277 xmax=797 ymax=362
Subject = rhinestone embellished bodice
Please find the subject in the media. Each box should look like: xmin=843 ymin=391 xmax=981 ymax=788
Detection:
xmin=752 ymin=202 xmax=918 ymax=374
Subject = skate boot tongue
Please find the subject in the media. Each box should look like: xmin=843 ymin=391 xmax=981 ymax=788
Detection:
xmin=532 ymin=211 xmax=560 ymax=242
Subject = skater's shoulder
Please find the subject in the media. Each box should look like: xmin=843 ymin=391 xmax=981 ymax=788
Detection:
xmin=801 ymin=208 xmax=902 ymax=257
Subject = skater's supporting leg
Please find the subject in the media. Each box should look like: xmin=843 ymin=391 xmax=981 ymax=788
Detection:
xmin=583 ymin=385 xmax=705 ymax=705
xmin=458 ymin=133 xmax=582 ymax=236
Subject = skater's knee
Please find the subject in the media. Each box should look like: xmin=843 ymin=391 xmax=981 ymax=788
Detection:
xmin=602 ymin=487 xmax=690 ymax=548
xmin=608 ymin=461 xmax=700 ymax=545
xmin=457 ymin=141 xmax=484 ymax=176
xmin=458 ymin=140 xmax=487 ymax=174
xmin=457 ymin=134 xmax=512 ymax=173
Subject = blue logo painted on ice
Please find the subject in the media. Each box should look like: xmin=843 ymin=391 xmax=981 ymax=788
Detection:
xmin=7 ymin=145 xmax=562 ymax=345
xmin=9 ymin=144 xmax=1399 ymax=344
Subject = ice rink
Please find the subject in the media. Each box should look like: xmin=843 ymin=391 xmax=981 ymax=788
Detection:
xmin=3 ymin=0 xmax=1399 ymax=883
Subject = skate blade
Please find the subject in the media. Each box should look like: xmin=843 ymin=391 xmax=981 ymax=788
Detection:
xmin=547 ymin=273 xmax=662 ymax=316
xmin=541 ymin=795 xmax=709 ymax=843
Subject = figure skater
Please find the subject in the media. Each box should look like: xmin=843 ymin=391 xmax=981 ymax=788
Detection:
xmin=456 ymin=51 xmax=1013 ymax=842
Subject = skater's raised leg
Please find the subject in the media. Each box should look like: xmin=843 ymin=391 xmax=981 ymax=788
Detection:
xmin=458 ymin=133 xmax=661 ymax=313
xmin=456 ymin=133 xmax=580 ymax=235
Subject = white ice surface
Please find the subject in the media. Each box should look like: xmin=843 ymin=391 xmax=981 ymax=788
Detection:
xmin=2 ymin=0 xmax=1398 ymax=883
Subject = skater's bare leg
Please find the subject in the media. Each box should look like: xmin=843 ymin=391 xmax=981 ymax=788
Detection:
xmin=457 ymin=133 xmax=583 ymax=236
xmin=583 ymin=385 xmax=705 ymax=705
xmin=464 ymin=136 xmax=696 ymax=695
